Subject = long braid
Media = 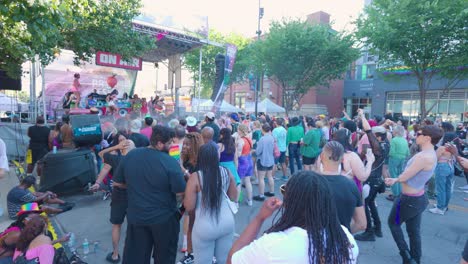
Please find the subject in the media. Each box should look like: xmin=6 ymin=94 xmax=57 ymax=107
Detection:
xmin=267 ymin=171 xmax=352 ymax=264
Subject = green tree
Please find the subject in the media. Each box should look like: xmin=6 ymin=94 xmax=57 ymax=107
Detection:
xmin=251 ymin=19 xmax=359 ymax=111
xmin=355 ymin=0 xmax=468 ymax=118
xmin=0 ymin=0 xmax=155 ymax=78
xmin=183 ymin=30 xmax=250 ymax=98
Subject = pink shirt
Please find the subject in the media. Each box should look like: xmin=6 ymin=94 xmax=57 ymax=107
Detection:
xmin=140 ymin=126 xmax=153 ymax=140
xmin=13 ymin=244 xmax=55 ymax=264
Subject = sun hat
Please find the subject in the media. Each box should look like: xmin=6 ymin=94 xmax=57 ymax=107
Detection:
xmin=130 ymin=119 xmax=142 ymax=133
xmin=17 ymin=202 xmax=43 ymax=217
xmin=186 ymin=116 xmax=197 ymax=127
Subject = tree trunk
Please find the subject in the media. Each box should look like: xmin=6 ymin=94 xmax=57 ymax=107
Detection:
xmin=418 ymin=77 xmax=427 ymax=120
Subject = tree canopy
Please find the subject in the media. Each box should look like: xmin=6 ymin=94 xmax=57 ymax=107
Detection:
xmin=355 ymin=0 xmax=468 ymax=118
xmin=250 ymin=19 xmax=359 ymax=111
xmin=0 ymin=0 xmax=156 ymax=77
xmin=183 ymin=30 xmax=250 ymax=98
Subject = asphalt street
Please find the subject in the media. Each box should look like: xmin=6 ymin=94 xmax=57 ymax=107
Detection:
xmin=1 ymin=168 xmax=467 ymax=263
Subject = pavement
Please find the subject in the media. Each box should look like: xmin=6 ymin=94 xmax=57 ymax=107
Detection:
xmin=1 ymin=167 xmax=467 ymax=264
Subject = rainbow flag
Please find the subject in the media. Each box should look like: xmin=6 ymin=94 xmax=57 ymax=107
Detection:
xmin=169 ymin=144 xmax=180 ymax=161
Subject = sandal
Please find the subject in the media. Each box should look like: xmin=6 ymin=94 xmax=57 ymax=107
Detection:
xmin=106 ymin=252 xmax=121 ymax=263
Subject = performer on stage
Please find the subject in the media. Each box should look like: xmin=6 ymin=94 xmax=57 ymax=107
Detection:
xmin=71 ymin=73 xmax=81 ymax=108
xmin=106 ymin=89 xmax=119 ymax=116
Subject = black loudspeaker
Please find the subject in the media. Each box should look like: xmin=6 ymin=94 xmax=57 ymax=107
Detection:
xmin=69 ymin=114 xmax=102 ymax=147
xmin=211 ymin=54 xmax=225 ymax=102
xmin=38 ymin=149 xmax=96 ymax=195
xmin=0 ymin=70 xmax=21 ymax=91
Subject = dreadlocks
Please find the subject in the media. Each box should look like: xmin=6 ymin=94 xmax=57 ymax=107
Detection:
xmin=267 ymin=171 xmax=353 ymax=264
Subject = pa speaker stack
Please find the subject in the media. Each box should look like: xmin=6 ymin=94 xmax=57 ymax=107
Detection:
xmin=38 ymin=149 xmax=97 ymax=195
xmin=69 ymin=114 xmax=102 ymax=147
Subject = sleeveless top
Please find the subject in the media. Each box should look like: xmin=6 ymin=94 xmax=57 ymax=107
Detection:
xmin=196 ymin=167 xmax=230 ymax=215
xmin=220 ymin=144 xmax=235 ymax=162
xmin=241 ymin=137 xmax=252 ymax=156
xmin=406 ymin=150 xmax=437 ymax=190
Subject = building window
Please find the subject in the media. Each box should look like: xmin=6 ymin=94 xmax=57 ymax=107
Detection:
xmin=234 ymin=92 xmax=246 ymax=110
xmin=385 ymin=89 xmax=468 ymax=122
xmin=344 ymin=97 xmax=372 ymax=117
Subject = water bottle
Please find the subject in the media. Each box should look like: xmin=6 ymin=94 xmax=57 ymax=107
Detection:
xmin=53 ymin=146 xmax=57 ymax=154
xmin=93 ymin=241 xmax=100 ymax=253
xmin=68 ymin=233 xmax=76 ymax=252
xmin=83 ymin=238 xmax=90 ymax=255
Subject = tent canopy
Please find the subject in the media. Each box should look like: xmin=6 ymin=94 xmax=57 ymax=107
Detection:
xmin=0 ymin=93 xmax=28 ymax=112
xmin=200 ymin=100 xmax=242 ymax=113
xmin=246 ymin=98 xmax=285 ymax=113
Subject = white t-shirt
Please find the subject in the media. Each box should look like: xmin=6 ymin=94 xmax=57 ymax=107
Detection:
xmin=232 ymin=225 xmax=358 ymax=264
xmin=0 ymin=138 xmax=9 ymax=172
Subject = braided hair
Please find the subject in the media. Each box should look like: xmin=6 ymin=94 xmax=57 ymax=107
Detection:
xmin=266 ymin=171 xmax=352 ymax=264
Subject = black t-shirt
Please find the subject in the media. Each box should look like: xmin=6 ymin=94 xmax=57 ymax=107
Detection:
xmin=103 ymin=152 xmax=123 ymax=178
xmin=129 ymin=133 xmax=150 ymax=148
xmin=114 ymin=148 xmax=186 ymax=225
xmin=324 ymin=175 xmax=362 ymax=230
xmin=28 ymin=125 xmax=50 ymax=150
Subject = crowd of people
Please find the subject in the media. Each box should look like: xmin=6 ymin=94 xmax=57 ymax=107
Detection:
xmin=0 ymin=108 xmax=468 ymax=264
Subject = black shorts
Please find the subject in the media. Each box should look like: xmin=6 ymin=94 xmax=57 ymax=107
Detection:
xmin=257 ymin=159 xmax=273 ymax=171
xmin=302 ymin=156 xmax=317 ymax=165
xmin=275 ymin=151 xmax=286 ymax=164
xmin=110 ymin=187 xmax=127 ymax=225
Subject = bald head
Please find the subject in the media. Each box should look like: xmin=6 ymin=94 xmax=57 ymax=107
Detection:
xmin=201 ymin=127 xmax=214 ymax=144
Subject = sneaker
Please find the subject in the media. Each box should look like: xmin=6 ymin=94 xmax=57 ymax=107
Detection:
xmin=106 ymin=252 xmax=120 ymax=263
xmin=264 ymin=192 xmax=275 ymax=197
xmin=281 ymin=176 xmax=288 ymax=181
xmin=429 ymin=207 xmax=446 ymax=215
xmin=354 ymin=231 xmax=376 ymax=241
xmin=177 ymin=253 xmax=194 ymax=264
xmin=253 ymin=195 xmax=265 ymax=201
xmin=103 ymin=191 xmax=111 ymax=201
xmin=459 ymin=185 xmax=468 ymax=191
xmin=246 ymin=200 xmax=253 ymax=206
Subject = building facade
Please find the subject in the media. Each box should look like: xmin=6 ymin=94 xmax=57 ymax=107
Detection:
xmin=225 ymin=11 xmax=344 ymax=117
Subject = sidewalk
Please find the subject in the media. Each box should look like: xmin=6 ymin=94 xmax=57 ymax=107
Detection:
xmin=0 ymin=168 xmax=19 ymax=231
xmin=2 ymin=166 xmax=467 ymax=263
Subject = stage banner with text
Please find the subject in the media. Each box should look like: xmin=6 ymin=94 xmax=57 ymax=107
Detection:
xmin=43 ymin=51 xmax=137 ymax=118
xmin=212 ymin=44 xmax=237 ymax=113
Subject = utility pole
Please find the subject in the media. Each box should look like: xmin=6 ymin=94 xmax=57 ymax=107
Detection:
xmin=254 ymin=0 xmax=264 ymax=117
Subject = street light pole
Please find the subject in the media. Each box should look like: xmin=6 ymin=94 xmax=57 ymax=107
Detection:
xmin=254 ymin=0 xmax=263 ymax=117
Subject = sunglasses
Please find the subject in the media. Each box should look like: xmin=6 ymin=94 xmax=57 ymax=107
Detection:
xmin=185 ymin=134 xmax=196 ymax=139
xmin=416 ymin=131 xmax=425 ymax=137
xmin=280 ymin=184 xmax=286 ymax=195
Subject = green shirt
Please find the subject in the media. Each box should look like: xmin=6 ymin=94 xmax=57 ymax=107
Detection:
xmin=300 ymin=128 xmax=321 ymax=158
xmin=286 ymin=125 xmax=304 ymax=145
xmin=389 ymin=136 xmax=409 ymax=159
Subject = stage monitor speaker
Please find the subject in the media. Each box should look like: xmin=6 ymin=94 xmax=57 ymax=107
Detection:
xmin=70 ymin=114 xmax=102 ymax=147
xmin=0 ymin=70 xmax=21 ymax=91
xmin=38 ymin=149 xmax=96 ymax=195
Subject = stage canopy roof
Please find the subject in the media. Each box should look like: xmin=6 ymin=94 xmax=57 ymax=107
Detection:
xmin=132 ymin=16 xmax=209 ymax=62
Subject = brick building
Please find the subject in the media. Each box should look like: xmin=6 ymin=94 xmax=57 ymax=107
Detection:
xmin=224 ymin=11 xmax=344 ymax=117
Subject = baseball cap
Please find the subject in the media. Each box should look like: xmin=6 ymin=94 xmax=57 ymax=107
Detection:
xmin=372 ymin=126 xmax=387 ymax=134
xmin=130 ymin=120 xmax=142 ymax=133
xmin=205 ymin=112 xmax=215 ymax=120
